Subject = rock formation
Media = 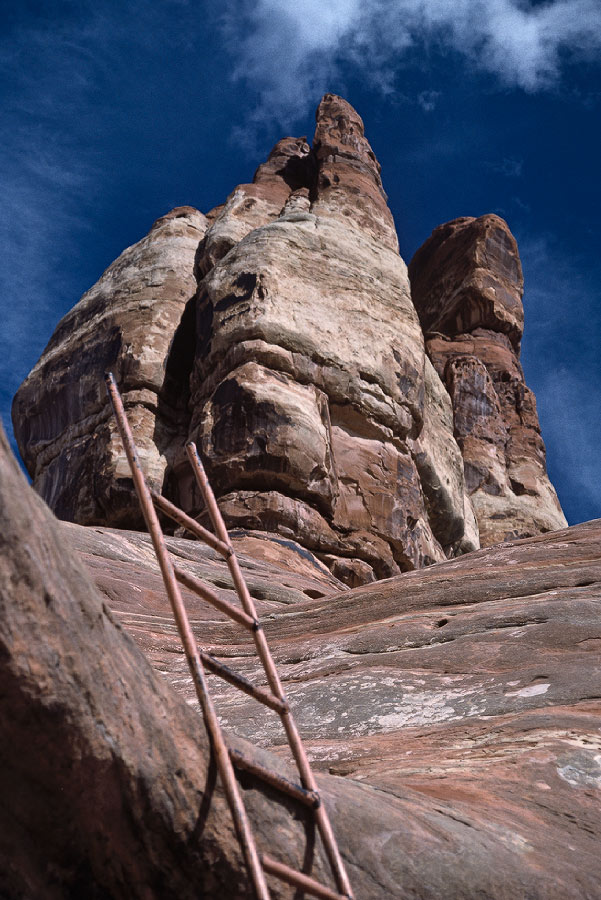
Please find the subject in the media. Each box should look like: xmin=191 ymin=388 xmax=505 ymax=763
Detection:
xmin=409 ymin=214 xmax=567 ymax=544
xmin=14 ymin=95 xmax=480 ymax=584
xmin=13 ymin=96 xmax=566 ymax=582
xmin=3 ymin=422 xmax=600 ymax=898
xmin=12 ymin=206 xmax=208 ymax=528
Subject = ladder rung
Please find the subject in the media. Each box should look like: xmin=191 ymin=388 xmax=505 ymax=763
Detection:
xmin=174 ymin=565 xmax=257 ymax=630
xmin=151 ymin=490 xmax=231 ymax=557
xmin=229 ymin=748 xmax=320 ymax=809
xmin=200 ymin=652 xmax=287 ymax=714
xmin=261 ymin=854 xmax=350 ymax=900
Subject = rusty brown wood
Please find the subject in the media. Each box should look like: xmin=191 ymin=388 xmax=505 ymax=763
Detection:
xmin=200 ymin=653 xmax=287 ymax=715
xmin=104 ymin=373 xmax=271 ymax=900
xmin=229 ymin=749 xmax=320 ymax=809
xmin=173 ymin=564 xmax=256 ymax=631
xmin=151 ymin=490 xmax=231 ymax=557
xmin=186 ymin=441 xmax=354 ymax=900
xmin=261 ymin=855 xmax=350 ymax=900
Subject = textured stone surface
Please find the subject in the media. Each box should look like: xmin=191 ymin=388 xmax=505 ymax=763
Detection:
xmin=178 ymin=94 xmax=473 ymax=581
xmin=409 ymin=215 xmax=566 ymax=544
xmin=13 ymin=94 xmax=478 ymax=585
xmin=12 ymin=206 xmax=207 ymax=527
xmin=15 ymin=98 xmax=568 ymax=584
xmin=3 ymin=419 xmax=600 ymax=898
xmin=196 ymin=136 xmax=311 ymax=278
xmin=74 ymin=488 xmax=601 ymax=899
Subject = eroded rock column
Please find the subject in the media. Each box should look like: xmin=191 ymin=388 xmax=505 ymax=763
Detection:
xmin=409 ymin=214 xmax=566 ymax=544
xmin=12 ymin=207 xmax=208 ymax=527
xmin=178 ymin=95 xmax=473 ymax=582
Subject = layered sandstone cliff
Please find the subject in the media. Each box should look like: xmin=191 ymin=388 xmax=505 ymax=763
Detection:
xmin=409 ymin=215 xmax=567 ymax=544
xmin=13 ymin=95 xmax=565 ymax=583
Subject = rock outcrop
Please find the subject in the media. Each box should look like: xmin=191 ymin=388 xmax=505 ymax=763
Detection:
xmin=14 ymin=95 xmax=480 ymax=584
xmin=73 ymin=508 xmax=601 ymax=900
xmin=13 ymin=97 xmax=567 ymax=579
xmin=409 ymin=214 xmax=567 ymax=544
xmin=4 ymin=419 xmax=599 ymax=898
xmin=12 ymin=206 xmax=208 ymax=527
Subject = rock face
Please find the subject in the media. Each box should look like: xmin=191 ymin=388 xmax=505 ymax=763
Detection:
xmin=14 ymin=94 xmax=480 ymax=584
xmin=3 ymin=420 xmax=600 ymax=898
xmin=182 ymin=94 xmax=478 ymax=580
xmin=409 ymin=215 xmax=567 ymax=544
xmin=13 ymin=96 xmax=567 ymax=581
xmin=77 ymin=511 xmax=601 ymax=900
xmin=12 ymin=206 xmax=208 ymax=527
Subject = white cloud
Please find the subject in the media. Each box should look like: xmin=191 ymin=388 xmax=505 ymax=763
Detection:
xmin=226 ymin=0 xmax=601 ymax=125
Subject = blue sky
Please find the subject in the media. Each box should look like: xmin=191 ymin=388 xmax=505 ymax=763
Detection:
xmin=1 ymin=0 xmax=600 ymax=525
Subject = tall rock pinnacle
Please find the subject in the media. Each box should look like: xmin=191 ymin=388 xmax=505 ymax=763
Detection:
xmin=12 ymin=95 xmax=566 ymax=583
xmin=311 ymin=94 xmax=399 ymax=251
xmin=409 ymin=214 xmax=566 ymax=543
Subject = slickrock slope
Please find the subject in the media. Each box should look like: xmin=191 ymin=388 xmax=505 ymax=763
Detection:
xmin=12 ymin=206 xmax=208 ymax=527
xmin=409 ymin=215 xmax=567 ymax=544
xmin=69 ymin=478 xmax=601 ymax=898
xmin=13 ymin=94 xmax=478 ymax=585
xmin=3 ymin=419 xmax=601 ymax=899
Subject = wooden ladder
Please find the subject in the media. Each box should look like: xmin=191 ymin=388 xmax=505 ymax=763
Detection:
xmin=105 ymin=373 xmax=354 ymax=900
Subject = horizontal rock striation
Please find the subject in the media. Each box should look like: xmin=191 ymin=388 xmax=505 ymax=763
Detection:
xmin=13 ymin=97 xmax=567 ymax=580
xmin=176 ymin=94 xmax=473 ymax=582
xmin=409 ymin=214 xmax=567 ymax=544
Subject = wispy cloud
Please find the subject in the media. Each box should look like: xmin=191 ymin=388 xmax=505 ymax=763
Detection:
xmin=487 ymin=156 xmax=524 ymax=177
xmin=417 ymin=90 xmax=441 ymax=113
xmin=0 ymin=2 xmax=198 ymax=454
xmin=225 ymin=0 xmax=601 ymax=126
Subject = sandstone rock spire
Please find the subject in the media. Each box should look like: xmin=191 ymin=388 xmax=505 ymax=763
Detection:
xmin=13 ymin=95 xmax=566 ymax=583
xmin=409 ymin=214 xmax=567 ymax=544
xmin=12 ymin=206 xmax=208 ymax=527
xmin=311 ymin=93 xmax=399 ymax=251
xmin=180 ymin=95 xmax=472 ymax=582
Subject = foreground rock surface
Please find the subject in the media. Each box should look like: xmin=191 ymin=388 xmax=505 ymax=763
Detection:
xmin=2 ymin=421 xmax=600 ymax=897
xmin=72 ymin=506 xmax=601 ymax=898
xmin=409 ymin=215 xmax=567 ymax=544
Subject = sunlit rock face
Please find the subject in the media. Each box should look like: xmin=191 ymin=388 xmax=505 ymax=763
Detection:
xmin=12 ymin=206 xmax=208 ymax=527
xmin=409 ymin=214 xmax=567 ymax=544
xmin=173 ymin=94 xmax=474 ymax=582
xmin=14 ymin=95 xmax=565 ymax=583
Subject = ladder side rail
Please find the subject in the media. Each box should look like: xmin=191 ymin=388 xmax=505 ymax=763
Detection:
xmin=105 ymin=374 xmax=271 ymax=900
xmin=186 ymin=441 xmax=354 ymax=900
